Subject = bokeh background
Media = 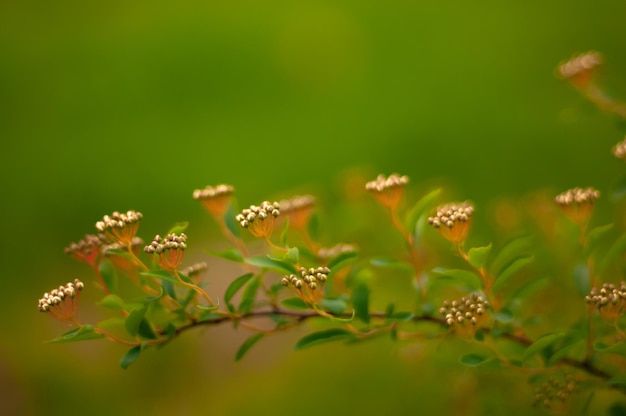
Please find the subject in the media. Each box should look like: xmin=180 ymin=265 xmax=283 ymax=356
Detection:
xmin=2 ymin=1 xmax=626 ymax=415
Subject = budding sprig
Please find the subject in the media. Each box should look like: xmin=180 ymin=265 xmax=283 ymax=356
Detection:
xmin=38 ymin=279 xmax=84 ymax=326
xmin=282 ymin=266 xmax=330 ymax=306
xmin=532 ymin=374 xmax=579 ymax=412
xmin=585 ymin=282 xmax=626 ymax=323
xmin=439 ymin=294 xmax=489 ymax=337
xmin=144 ymin=233 xmax=216 ymax=308
xmin=428 ymin=202 xmax=474 ymax=246
xmin=236 ymin=201 xmax=284 ymax=251
xmin=95 ymin=210 xmax=147 ymax=271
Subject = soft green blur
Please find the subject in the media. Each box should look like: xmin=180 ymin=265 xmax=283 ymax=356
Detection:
xmin=2 ymin=1 xmax=626 ymax=415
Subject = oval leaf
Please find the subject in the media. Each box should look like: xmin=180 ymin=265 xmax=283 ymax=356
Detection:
xmin=294 ymin=328 xmax=355 ymax=350
xmin=431 ymin=267 xmax=482 ymax=290
xmin=280 ymin=297 xmax=309 ymax=310
xmin=492 ymin=256 xmax=534 ymax=292
xmin=490 ymin=235 xmax=534 ymax=276
xmin=235 ymin=333 xmax=265 ymax=362
xmin=239 ymin=276 xmax=261 ymax=314
xmin=120 ymin=345 xmax=142 ymax=369
xmin=523 ymin=332 xmax=566 ymax=362
xmin=459 ymin=353 xmax=489 ymax=367
xmin=167 ymin=221 xmax=189 ymax=235
xmin=125 ymin=306 xmax=148 ymax=337
xmin=584 ymin=223 xmax=614 ymax=256
xmin=352 ymin=284 xmax=370 ymax=324
xmin=404 ymin=188 xmax=442 ymax=233
xmin=327 ymin=251 xmax=358 ymax=270
xmin=99 ymin=259 xmax=118 ymax=294
xmin=244 ymin=256 xmax=297 ymax=274
xmin=468 ymin=243 xmax=492 ymax=269
xmin=224 ymin=273 xmax=255 ymax=306
xmin=48 ymin=325 xmax=105 ymax=343
xmin=206 ymin=248 xmax=244 ymax=263
xmin=98 ymin=294 xmax=127 ymax=311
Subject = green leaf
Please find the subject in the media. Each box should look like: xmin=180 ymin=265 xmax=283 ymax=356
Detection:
xmin=224 ymin=201 xmax=241 ymax=238
xmin=137 ymin=318 xmax=158 ymax=340
xmin=144 ymin=287 xmax=164 ymax=302
xmin=294 ymin=328 xmax=355 ymax=350
xmin=48 ymin=325 xmax=105 ymax=343
xmin=492 ymin=256 xmax=534 ymax=293
xmin=404 ymin=188 xmax=442 ymax=233
xmin=99 ymin=259 xmax=118 ymax=294
xmin=459 ymin=353 xmax=489 ymax=367
xmin=508 ymin=276 xmax=549 ymax=305
xmin=606 ymin=375 xmax=626 ymax=390
xmin=97 ymin=318 xmax=125 ymax=330
xmin=281 ymin=247 xmax=299 ymax=265
xmin=206 ymin=248 xmax=244 ymax=263
xmin=97 ymin=294 xmax=127 ymax=311
xmin=492 ymin=308 xmax=514 ymax=323
xmin=352 ymin=284 xmax=370 ymax=324
xmin=280 ymin=297 xmax=309 ymax=310
xmin=328 ymin=310 xmax=355 ymax=323
xmin=547 ymin=339 xmax=584 ymax=366
xmin=167 ymin=221 xmax=189 ymax=235
xmin=140 ymin=270 xmax=190 ymax=286
xmin=468 ymin=243 xmax=492 ymax=269
xmin=224 ymin=273 xmax=255 ymax=308
xmin=385 ymin=312 xmax=414 ymax=322
xmin=597 ymin=233 xmax=626 ymax=276
xmin=523 ymin=332 xmax=566 ymax=362
xmin=125 ymin=306 xmax=148 ymax=337
xmin=239 ymin=276 xmax=261 ymax=314
xmin=244 ymin=256 xmax=297 ymax=274
xmin=319 ymin=297 xmax=347 ymax=315
xmin=572 ymin=263 xmax=590 ymax=297
xmin=327 ymin=250 xmax=358 ymax=270
xmin=279 ymin=217 xmax=290 ymax=246
xmin=431 ymin=267 xmax=482 ymax=290
xmin=594 ymin=340 xmax=626 ymax=357
xmin=370 ymin=257 xmax=413 ymax=272
xmin=490 ymin=234 xmax=534 ymax=277
xmin=235 ymin=333 xmax=265 ymax=362
xmin=584 ymin=223 xmax=614 ymax=257
xmin=120 ymin=345 xmax=142 ymax=369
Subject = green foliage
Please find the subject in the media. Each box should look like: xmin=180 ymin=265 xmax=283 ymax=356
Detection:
xmin=468 ymin=243 xmax=492 ymax=270
xmin=235 ymin=333 xmax=265 ymax=362
xmin=294 ymin=329 xmax=356 ymax=350
xmin=224 ymin=273 xmax=255 ymax=312
xmin=48 ymin=325 xmax=105 ymax=343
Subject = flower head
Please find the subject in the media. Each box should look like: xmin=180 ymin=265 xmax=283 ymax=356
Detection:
xmin=95 ymin=210 xmax=143 ymax=247
xmin=558 ymin=51 xmax=602 ymax=89
xmin=236 ymin=201 xmax=280 ymax=239
xmin=180 ymin=262 xmax=209 ymax=279
xmin=439 ymin=294 xmax=488 ymax=337
xmin=65 ymin=234 xmax=107 ymax=268
xmin=585 ymin=282 xmax=626 ymax=321
xmin=193 ymin=184 xmax=235 ymax=217
xmin=279 ymin=195 xmax=315 ymax=229
xmin=38 ymin=279 xmax=84 ymax=325
xmin=144 ymin=233 xmax=187 ymax=272
xmin=282 ymin=266 xmax=330 ymax=291
xmin=365 ymin=173 xmax=409 ymax=209
xmin=533 ymin=374 xmax=578 ymax=411
xmin=428 ymin=202 xmax=474 ymax=244
xmin=554 ymin=187 xmax=599 ymax=225
xmin=612 ymin=137 xmax=626 ymax=162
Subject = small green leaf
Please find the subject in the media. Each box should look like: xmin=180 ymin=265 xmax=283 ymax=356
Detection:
xmin=492 ymin=256 xmax=534 ymax=292
xmin=468 ymin=243 xmax=492 ymax=269
xmin=99 ymin=259 xmax=117 ymax=294
xmin=606 ymin=375 xmax=626 ymax=390
xmin=279 ymin=217 xmax=290 ymax=246
xmin=319 ymin=297 xmax=347 ymax=315
xmin=584 ymin=223 xmax=614 ymax=256
xmin=98 ymin=294 xmax=126 ymax=311
xmin=431 ymin=268 xmax=482 ymax=290
xmin=459 ymin=353 xmax=489 ymax=367
xmin=327 ymin=251 xmax=358 ymax=270
xmin=294 ymin=328 xmax=355 ymax=350
xmin=137 ymin=318 xmax=158 ymax=340
xmin=224 ymin=201 xmax=241 ymax=238
xmin=523 ymin=332 xmax=566 ymax=362
xmin=235 ymin=333 xmax=265 ymax=362
xmin=547 ymin=339 xmax=584 ymax=366
xmin=224 ymin=273 xmax=255 ymax=309
xmin=280 ymin=297 xmax=309 ymax=310
xmin=490 ymin=235 xmax=534 ymax=277
xmin=244 ymin=256 xmax=297 ymax=274
xmin=120 ymin=345 xmax=142 ymax=369
xmin=492 ymin=308 xmax=514 ymax=323
xmin=144 ymin=287 xmax=164 ymax=302
xmin=281 ymin=247 xmax=299 ymax=265
xmin=206 ymin=248 xmax=244 ymax=263
xmin=598 ymin=233 xmax=626 ymax=276
xmin=48 ymin=325 xmax=105 ymax=343
xmin=404 ymin=188 xmax=442 ymax=233
xmin=352 ymin=284 xmax=370 ymax=324
xmin=386 ymin=312 xmax=414 ymax=322
xmin=594 ymin=340 xmax=626 ymax=357
xmin=125 ymin=306 xmax=148 ymax=337
xmin=508 ymin=276 xmax=549 ymax=305
xmin=328 ymin=310 xmax=355 ymax=323
xmin=167 ymin=221 xmax=189 ymax=235
xmin=239 ymin=276 xmax=261 ymax=313
xmin=370 ymin=257 xmax=413 ymax=272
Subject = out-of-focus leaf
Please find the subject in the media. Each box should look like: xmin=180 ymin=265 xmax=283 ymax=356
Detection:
xmin=280 ymin=297 xmax=309 ymax=310
xmin=137 ymin=318 xmax=157 ymax=340
xmin=607 ymin=375 xmax=626 ymax=390
xmin=48 ymin=325 xmax=105 ymax=343
xmin=99 ymin=259 xmax=118 ymax=294
xmin=235 ymin=333 xmax=265 ymax=362
xmin=224 ymin=273 xmax=255 ymax=309
xmin=140 ymin=270 xmax=190 ymax=286
xmin=319 ymin=297 xmax=347 ymax=315
xmin=307 ymin=212 xmax=320 ymax=241
xmin=547 ymin=339 xmax=584 ymax=366
xmin=144 ymin=287 xmax=164 ymax=302
xmin=294 ymin=328 xmax=355 ymax=350
xmin=224 ymin=201 xmax=241 ymax=238
xmin=584 ymin=223 xmax=614 ymax=257
xmin=327 ymin=251 xmax=358 ymax=270
xmin=572 ymin=263 xmax=590 ymax=297
xmin=508 ymin=276 xmax=549 ymax=306
xmin=352 ymin=284 xmax=370 ymax=324
xmin=468 ymin=243 xmax=492 ymax=270
xmin=431 ymin=267 xmax=482 ymax=290
xmin=492 ymin=256 xmax=533 ymax=292
xmin=611 ymin=173 xmax=626 ymax=200
xmin=385 ymin=312 xmax=414 ymax=322
xmin=206 ymin=248 xmax=244 ymax=263
xmin=120 ymin=345 xmax=142 ymax=369
xmin=594 ymin=340 xmax=626 ymax=357
xmin=492 ymin=308 xmax=514 ymax=323
xmin=370 ymin=257 xmax=413 ymax=272
xmin=167 ymin=221 xmax=189 ymax=235
xmin=282 ymin=247 xmax=299 ymax=265
xmin=404 ymin=188 xmax=442 ymax=233
xmin=279 ymin=217 xmax=290 ymax=246
xmin=459 ymin=353 xmax=490 ymax=367
xmin=98 ymin=294 xmax=126 ymax=311
xmin=244 ymin=256 xmax=297 ymax=274
xmin=239 ymin=276 xmax=260 ymax=314
xmin=490 ymin=235 xmax=534 ymax=277
xmin=598 ymin=234 xmax=626 ymax=276
xmin=125 ymin=306 xmax=148 ymax=337
xmin=523 ymin=332 xmax=566 ymax=362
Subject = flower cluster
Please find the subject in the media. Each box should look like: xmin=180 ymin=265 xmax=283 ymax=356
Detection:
xmin=554 ymin=187 xmax=599 ymax=225
xmin=279 ymin=195 xmax=315 ymax=229
xmin=558 ymin=51 xmax=602 ymax=89
xmin=144 ymin=233 xmax=188 ymax=271
xmin=365 ymin=173 xmax=409 ymax=208
xmin=65 ymin=234 xmax=106 ymax=267
xmin=236 ymin=201 xmax=280 ymax=238
xmin=428 ymin=202 xmax=474 ymax=244
xmin=317 ymin=243 xmax=358 ymax=260
xmin=181 ymin=262 xmax=209 ymax=278
xmin=95 ymin=210 xmax=143 ymax=246
xmin=193 ymin=184 xmax=234 ymax=216
xmin=282 ymin=266 xmax=330 ymax=291
xmin=533 ymin=374 xmax=578 ymax=411
xmin=585 ymin=282 xmax=626 ymax=321
xmin=612 ymin=137 xmax=626 ymax=161
xmin=38 ymin=279 xmax=84 ymax=323
xmin=439 ymin=294 xmax=488 ymax=336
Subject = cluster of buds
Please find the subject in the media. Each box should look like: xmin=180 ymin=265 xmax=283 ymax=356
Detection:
xmin=279 ymin=195 xmax=315 ymax=229
xmin=428 ymin=202 xmax=474 ymax=244
xmin=554 ymin=187 xmax=599 ymax=225
xmin=236 ymin=201 xmax=280 ymax=238
xmin=558 ymin=51 xmax=602 ymax=89
xmin=439 ymin=294 xmax=488 ymax=336
xmin=38 ymin=279 xmax=84 ymax=323
xmin=65 ymin=234 xmax=107 ymax=268
xmin=193 ymin=184 xmax=234 ymax=217
xmin=365 ymin=173 xmax=409 ymax=209
xmin=585 ymin=282 xmax=626 ymax=321
xmin=533 ymin=374 xmax=578 ymax=411
xmin=95 ymin=210 xmax=143 ymax=246
xmin=180 ymin=262 xmax=209 ymax=278
xmin=282 ymin=266 xmax=330 ymax=291
xmin=317 ymin=243 xmax=358 ymax=260
xmin=612 ymin=137 xmax=626 ymax=162
xmin=144 ymin=233 xmax=187 ymax=271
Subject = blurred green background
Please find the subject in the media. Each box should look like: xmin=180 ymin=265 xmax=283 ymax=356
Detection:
xmin=2 ymin=0 xmax=626 ymax=415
